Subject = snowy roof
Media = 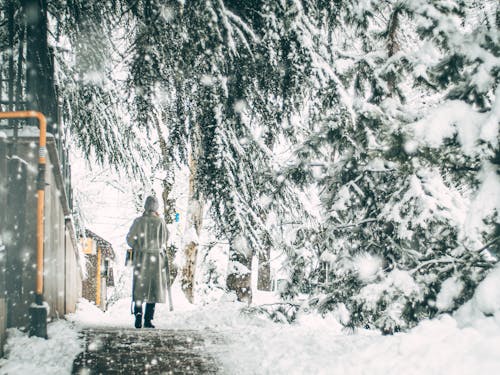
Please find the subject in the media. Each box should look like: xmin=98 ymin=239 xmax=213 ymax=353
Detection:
xmin=84 ymin=229 xmax=115 ymax=260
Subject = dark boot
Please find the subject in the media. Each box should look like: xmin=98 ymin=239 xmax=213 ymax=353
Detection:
xmin=135 ymin=313 xmax=142 ymax=328
xmin=144 ymin=303 xmax=156 ymax=328
xmin=134 ymin=302 xmax=143 ymax=329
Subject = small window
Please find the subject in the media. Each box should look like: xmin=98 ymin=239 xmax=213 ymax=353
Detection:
xmin=102 ymin=259 xmax=109 ymax=277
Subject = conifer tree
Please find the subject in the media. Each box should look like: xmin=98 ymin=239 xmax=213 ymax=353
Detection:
xmin=282 ymin=0 xmax=499 ymax=332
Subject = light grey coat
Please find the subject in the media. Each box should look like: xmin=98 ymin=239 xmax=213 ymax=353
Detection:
xmin=126 ymin=212 xmax=168 ymax=303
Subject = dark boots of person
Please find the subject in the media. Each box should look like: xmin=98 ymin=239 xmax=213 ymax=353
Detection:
xmin=134 ymin=313 xmax=142 ymax=329
xmin=134 ymin=302 xmax=143 ymax=329
xmin=144 ymin=303 xmax=156 ymax=328
xmin=133 ymin=302 xmax=156 ymax=328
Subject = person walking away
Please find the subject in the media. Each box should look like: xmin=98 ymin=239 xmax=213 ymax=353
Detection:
xmin=126 ymin=196 xmax=169 ymax=328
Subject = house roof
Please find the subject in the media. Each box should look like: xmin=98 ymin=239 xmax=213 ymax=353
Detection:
xmin=84 ymin=229 xmax=115 ymax=260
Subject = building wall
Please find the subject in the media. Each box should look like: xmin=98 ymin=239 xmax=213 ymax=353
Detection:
xmin=65 ymin=223 xmax=82 ymax=314
xmin=44 ymin=157 xmax=67 ymax=317
xmin=0 ymin=299 xmax=5 ymax=358
xmin=82 ymin=254 xmax=98 ymax=303
xmin=0 ymin=135 xmax=82 ymax=355
xmin=0 ymin=137 xmax=7 ymax=356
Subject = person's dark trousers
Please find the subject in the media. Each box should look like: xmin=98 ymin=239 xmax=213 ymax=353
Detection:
xmin=134 ymin=301 xmax=142 ymax=315
xmin=144 ymin=303 xmax=155 ymax=328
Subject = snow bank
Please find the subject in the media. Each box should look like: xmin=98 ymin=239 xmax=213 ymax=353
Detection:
xmin=0 ymin=321 xmax=82 ymax=375
xmin=213 ymin=308 xmax=500 ymax=375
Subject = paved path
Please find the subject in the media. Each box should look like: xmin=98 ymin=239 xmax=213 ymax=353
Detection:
xmin=71 ymin=328 xmax=221 ymax=374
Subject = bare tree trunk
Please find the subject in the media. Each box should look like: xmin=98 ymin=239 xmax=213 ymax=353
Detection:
xmin=7 ymin=0 xmax=15 ymax=112
xmin=153 ymin=116 xmax=177 ymax=283
xmin=181 ymin=127 xmax=204 ymax=303
xmin=162 ymin=178 xmax=177 ymax=283
xmin=257 ymin=246 xmax=271 ymax=291
xmin=257 ymin=134 xmax=274 ymax=291
xmin=182 ymin=241 xmax=197 ymax=303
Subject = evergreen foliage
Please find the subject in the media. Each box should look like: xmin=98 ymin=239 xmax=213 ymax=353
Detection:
xmin=280 ymin=0 xmax=499 ymax=332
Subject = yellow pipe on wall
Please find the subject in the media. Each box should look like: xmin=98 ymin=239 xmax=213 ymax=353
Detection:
xmin=96 ymin=246 xmax=101 ymax=307
xmin=0 ymin=111 xmax=47 ymax=301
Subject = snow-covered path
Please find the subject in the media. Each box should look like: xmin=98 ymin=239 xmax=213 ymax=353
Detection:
xmin=72 ymin=327 xmax=219 ymax=374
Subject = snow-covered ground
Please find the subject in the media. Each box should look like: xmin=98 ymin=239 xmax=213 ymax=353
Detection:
xmin=2 ymin=271 xmax=500 ymax=375
xmin=0 ymin=321 xmax=81 ymax=375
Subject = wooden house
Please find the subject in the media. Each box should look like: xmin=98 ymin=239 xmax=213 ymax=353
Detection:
xmin=81 ymin=230 xmax=115 ymax=311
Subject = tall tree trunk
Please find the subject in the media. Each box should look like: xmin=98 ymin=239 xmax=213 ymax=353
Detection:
xmin=257 ymin=246 xmax=271 ymax=291
xmin=16 ymin=24 xmax=25 ymax=110
xmin=153 ymin=115 xmax=177 ymax=283
xmin=7 ymin=0 xmax=15 ymax=112
xmin=181 ymin=125 xmax=204 ymax=303
xmin=257 ymin=134 xmax=274 ymax=292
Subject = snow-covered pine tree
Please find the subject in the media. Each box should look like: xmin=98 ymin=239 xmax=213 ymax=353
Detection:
xmin=408 ymin=0 xmax=499 ymax=248
xmin=307 ymin=0 xmax=452 ymax=333
xmin=400 ymin=0 xmax=500 ymax=312
xmin=280 ymin=0 xmax=498 ymax=332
